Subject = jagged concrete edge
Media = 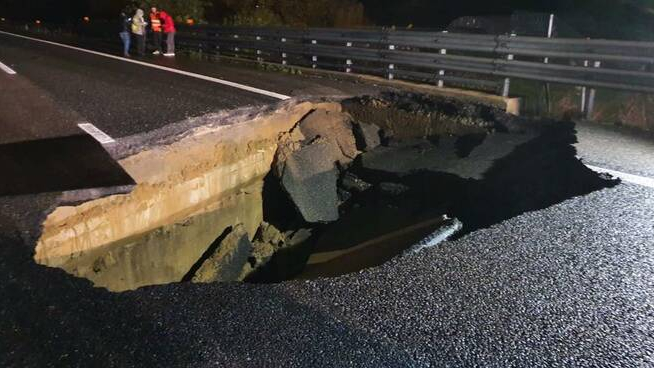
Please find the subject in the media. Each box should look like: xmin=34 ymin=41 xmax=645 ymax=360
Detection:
xmin=57 ymin=185 xmax=136 ymax=206
xmin=105 ymin=96 xmax=347 ymax=161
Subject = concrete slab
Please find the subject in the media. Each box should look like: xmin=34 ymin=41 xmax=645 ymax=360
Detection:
xmin=281 ymin=141 xmax=340 ymax=223
xmin=192 ymin=224 xmax=253 ymax=283
xmin=353 ymin=121 xmax=381 ymax=151
xmin=299 ymin=109 xmax=358 ymax=164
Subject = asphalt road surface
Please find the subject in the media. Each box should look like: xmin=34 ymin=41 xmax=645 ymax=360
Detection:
xmin=1 ymin=31 xmax=654 ymax=367
xmin=0 ymin=31 xmax=379 ymax=139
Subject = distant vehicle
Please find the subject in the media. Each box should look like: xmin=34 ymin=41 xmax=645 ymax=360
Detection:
xmin=446 ymin=15 xmax=512 ymax=35
xmin=446 ymin=12 xmax=583 ymax=38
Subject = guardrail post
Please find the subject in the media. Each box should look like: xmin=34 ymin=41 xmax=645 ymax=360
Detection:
xmin=437 ymin=31 xmax=448 ymax=88
xmin=345 ymin=41 xmax=352 ymax=73
xmin=256 ymin=35 xmax=262 ymax=63
xmin=388 ymin=44 xmax=395 ymax=80
xmin=281 ymin=37 xmax=287 ymax=65
xmin=585 ymin=61 xmax=601 ymax=120
xmin=502 ymin=33 xmax=516 ymax=98
xmin=543 ymin=15 xmax=555 ymax=114
xmin=233 ymin=34 xmax=239 ymax=55
xmin=311 ymin=39 xmax=317 ymax=69
xmin=580 ymin=60 xmax=589 ymax=113
xmin=544 ymin=13 xmax=554 ymax=64
xmin=210 ymin=30 xmax=220 ymax=57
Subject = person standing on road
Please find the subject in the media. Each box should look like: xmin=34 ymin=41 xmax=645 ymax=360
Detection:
xmin=118 ymin=10 xmax=131 ymax=57
xmin=159 ymin=9 xmax=176 ymax=56
xmin=131 ymin=8 xmax=147 ymax=56
xmin=149 ymin=7 xmax=163 ymax=55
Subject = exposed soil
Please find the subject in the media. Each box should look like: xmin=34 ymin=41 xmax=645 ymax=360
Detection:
xmin=34 ymin=92 xmax=616 ymax=290
xmin=249 ymin=92 xmax=616 ymax=283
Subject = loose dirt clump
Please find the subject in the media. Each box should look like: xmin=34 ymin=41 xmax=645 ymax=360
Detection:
xmin=342 ymin=91 xmax=516 ymax=139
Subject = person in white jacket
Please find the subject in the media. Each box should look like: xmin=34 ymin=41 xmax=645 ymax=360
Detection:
xmin=131 ymin=9 xmax=147 ymax=56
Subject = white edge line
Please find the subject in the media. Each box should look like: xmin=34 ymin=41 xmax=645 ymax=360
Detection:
xmin=0 ymin=60 xmax=17 ymax=74
xmin=0 ymin=30 xmax=291 ymax=100
xmin=78 ymin=123 xmax=115 ymax=144
xmin=585 ymin=164 xmax=654 ymax=189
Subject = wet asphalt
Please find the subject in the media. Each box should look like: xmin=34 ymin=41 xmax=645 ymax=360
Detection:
xmin=0 ymin=34 xmax=265 ymax=138
xmin=1 ymin=30 xmax=654 ymax=367
xmin=2 ymin=179 xmax=653 ymax=367
xmin=576 ymin=121 xmax=654 ymax=178
xmin=0 ymin=31 xmax=379 ymax=139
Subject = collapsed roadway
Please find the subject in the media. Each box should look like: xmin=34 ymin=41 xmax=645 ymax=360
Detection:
xmin=1 ymin=29 xmax=654 ymax=367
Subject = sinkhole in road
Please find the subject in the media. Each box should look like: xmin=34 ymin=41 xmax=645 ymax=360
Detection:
xmin=34 ymin=92 xmax=616 ymax=292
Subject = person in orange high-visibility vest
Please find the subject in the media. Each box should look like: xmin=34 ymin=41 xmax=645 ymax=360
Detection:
xmin=149 ymin=7 xmax=162 ymax=55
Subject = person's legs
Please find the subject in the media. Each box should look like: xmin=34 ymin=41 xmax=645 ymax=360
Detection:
xmin=165 ymin=32 xmax=175 ymax=55
xmin=137 ymin=34 xmax=145 ymax=56
xmin=170 ymin=32 xmax=175 ymax=54
xmin=157 ymin=32 xmax=163 ymax=53
xmin=121 ymin=32 xmax=129 ymax=55
xmin=125 ymin=33 xmax=131 ymax=55
xmin=152 ymin=32 xmax=162 ymax=54
xmin=119 ymin=32 xmax=131 ymax=56
xmin=131 ymin=34 xmax=137 ymax=55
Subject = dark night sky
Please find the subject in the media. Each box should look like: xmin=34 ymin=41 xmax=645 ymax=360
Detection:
xmin=361 ymin=0 xmax=645 ymax=26
xmin=1 ymin=0 xmax=652 ymax=39
xmin=0 ymin=0 xmax=128 ymax=22
xmin=360 ymin=0 xmax=654 ymax=39
xmin=361 ymin=0 xmax=547 ymax=26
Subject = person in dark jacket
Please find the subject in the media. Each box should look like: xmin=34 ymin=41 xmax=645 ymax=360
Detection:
xmin=118 ymin=11 xmax=131 ymax=57
xmin=159 ymin=9 xmax=176 ymax=56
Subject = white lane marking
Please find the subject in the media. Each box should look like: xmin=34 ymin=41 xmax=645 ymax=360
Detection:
xmin=0 ymin=60 xmax=16 ymax=74
xmin=0 ymin=30 xmax=291 ymax=100
xmin=78 ymin=123 xmax=115 ymax=144
xmin=586 ymin=164 xmax=654 ymax=189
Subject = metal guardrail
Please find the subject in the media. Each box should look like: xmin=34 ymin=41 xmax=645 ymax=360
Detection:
xmin=2 ymin=20 xmax=653 ymax=98
xmin=175 ymin=25 xmax=654 ymax=96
